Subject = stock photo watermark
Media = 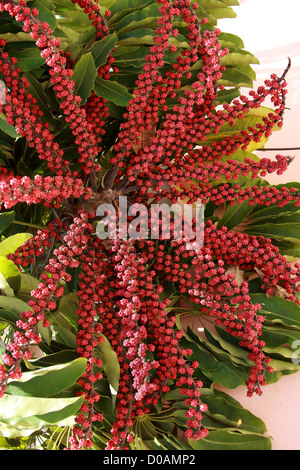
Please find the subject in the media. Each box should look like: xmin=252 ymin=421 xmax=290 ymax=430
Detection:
xmin=95 ymin=196 xmax=205 ymax=250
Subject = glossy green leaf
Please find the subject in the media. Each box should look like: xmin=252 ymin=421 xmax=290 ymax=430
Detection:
xmin=0 ymin=295 xmax=31 ymax=315
xmin=72 ymin=52 xmax=97 ymax=103
xmin=117 ymin=28 xmax=155 ymax=46
xmin=32 ymin=0 xmax=58 ymax=30
xmin=0 ymin=273 xmax=14 ymax=296
xmin=97 ymin=334 xmax=120 ymax=406
xmin=114 ymin=3 xmax=159 ymax=34
xmin=217 ymin=201 xmax=253 ymax=230
xmin=108 ymin=0 xmax=152 ymax=26
xmin=16 ymin=273 xmax=40 ymax=302
xmin=202 ymin=389 xmax=267 ymax=434
xmin=180 ymin=335 xmax=249 ymax=388
xmin=90 ymin=32 xmax=118 ymax=69
xmin=56 ymin=292 xmax=78 ymax=328
xmin=0 ymin=256 xmax=21 ymax=294
xmin=208 ymin=7 xmax=236 ymax=20
xmin=219 ymin=32 xmax=244 ymax=49
xmin=5 ymin=358 xmax=87 ymax=397
xmin=0 ymin=233 xmax=33 ymax=256
xmin=0 ymin=308 xmax=19 ymax=325
xmin=250 ymin=294 xmax=300 ymax=329
xmin=0 ymin=393 xmax=83 ymax=419
xmin=8 ymin=48 xmax=45 ymax=71
xmin=94 ymin=76 xmax=132 ymax=107
xmin=23 ymin=72 xmax=57 ymax=124
xmin=261 ymin=324 xmax=300 ymax=349
xmin=0 ymin=211 xmax=15 ymax=232
xmin=189 ymin=429 xmax=271 ymax=450
xmin=0 ymin=395 xmax=84 ymax=437
xmin=114 ymin=47 xmax=148 ymax=69
xmin=0 ymin=115 xmax=19 ymax=138
xmin=221 ymin=49 xmax=260 ymax=66
xmin=219 ymin=67 xmax=253 ymax=88
xmin=245 ymin=222 xmax=300 ymax=244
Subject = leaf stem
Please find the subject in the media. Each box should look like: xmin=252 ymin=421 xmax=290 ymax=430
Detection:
xmin=13 ymin=220 xmax=45 ymax=229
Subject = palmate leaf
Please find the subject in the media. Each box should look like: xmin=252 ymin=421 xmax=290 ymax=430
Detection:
xmin=162 ymin=386 xmax=271 ymax=449
xmin=179 ymin=330 xmax=250 ymax=389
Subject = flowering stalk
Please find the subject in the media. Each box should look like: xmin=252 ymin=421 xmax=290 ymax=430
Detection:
xmin=0 ymin=211 xmax=93 ymax=397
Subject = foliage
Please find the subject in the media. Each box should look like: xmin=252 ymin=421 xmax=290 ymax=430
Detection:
xmin=0 ymin=0 xmax=299 ymax=450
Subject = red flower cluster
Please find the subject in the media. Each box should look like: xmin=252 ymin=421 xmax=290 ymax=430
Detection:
xmin=0 ymin=211 xmax=93 ymax=397
xmin=101 ymin=238 xmax=209 ymax=448
xmin=0 ymin=0 xmax=299 ymax=450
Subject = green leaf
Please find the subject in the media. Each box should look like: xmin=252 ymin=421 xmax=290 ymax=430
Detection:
xmin=0 ymin=233 xmax=33 ymax=256
xmin=5 ymin=358 xmax=87 ymax=397
xmin=56 ymin=292 xmax=78 ymax=328
xmin=117 ymin=28 xmax=155 ymax=46
xmin=0 ymin=394 xmax=84 ymax=437
xmin=215 ymin=7 xmax=237 ymax=19
xmin=16 ymin=273 xmax=40 ymax=302
xmin=219 ymin=67 xmax=253 ymax=88
xmin=180 ymin=335 xmax=249 ymax=388
xmin=72 ymin=52 xmax=97 ymax=103
xmin=8 ymin=48 xmax=45 ymax=71
xmin=0 ymin=211 xmax=15 ymax=232
xmin=203 ymin=389 xmax=267 ymax=434
xmin=0 ymin=308 xmax=19 ymax=326
xmin=219 ymin=32 xmax=244 ymax=49
xmin=245 ymin=222 xmax=300 ymax=244
xmin=0 ymin=295 xmax=31 ymax=316
xmin=23 ymin=72 xmax=57 ymax=124
xmin=217 ymin=201 xmax=253 ymax=230
xmin=250 ymin=294 xmax=300 ymax=329
xmin=0 ymin=273 xmax=14 ymax=296
xmin=189 ymin=429 xmax=271 ymax=450
xmin=114 ymin=3 xmax=159 ymax=34
xmin=32 ymin=0 xmax=58 ymax=30
xmin=90 ymin=32 xmax=118 ymax=69
xmin=94 ymin=76 xmax=133 ymax=107
xmin=97 ymin=334 xmax=120 ymax=406
xmin=261 ymin=324 xmax=300 ymax=349
xmin=0 ymin=393 xmax=83 ymax=419
xmin=0 ymin=115 xmax=20 ymax=138
xmin=108 ymin=0 xmax=152 ymax=26
xmin=114 ymin=47 xmax=149 ymax=69
xmin=220 ymin=49 xmax=260 ymax=66
xmin=0 ymin=256 xmax=21 ymax=294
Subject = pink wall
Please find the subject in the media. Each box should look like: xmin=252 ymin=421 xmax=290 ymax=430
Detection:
xmin=215 ymin=0 xmax=300 ymax=450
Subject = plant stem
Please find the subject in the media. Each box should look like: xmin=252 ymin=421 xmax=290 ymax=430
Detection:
xmin=13 ymin=220 xmax=45 ymax=229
